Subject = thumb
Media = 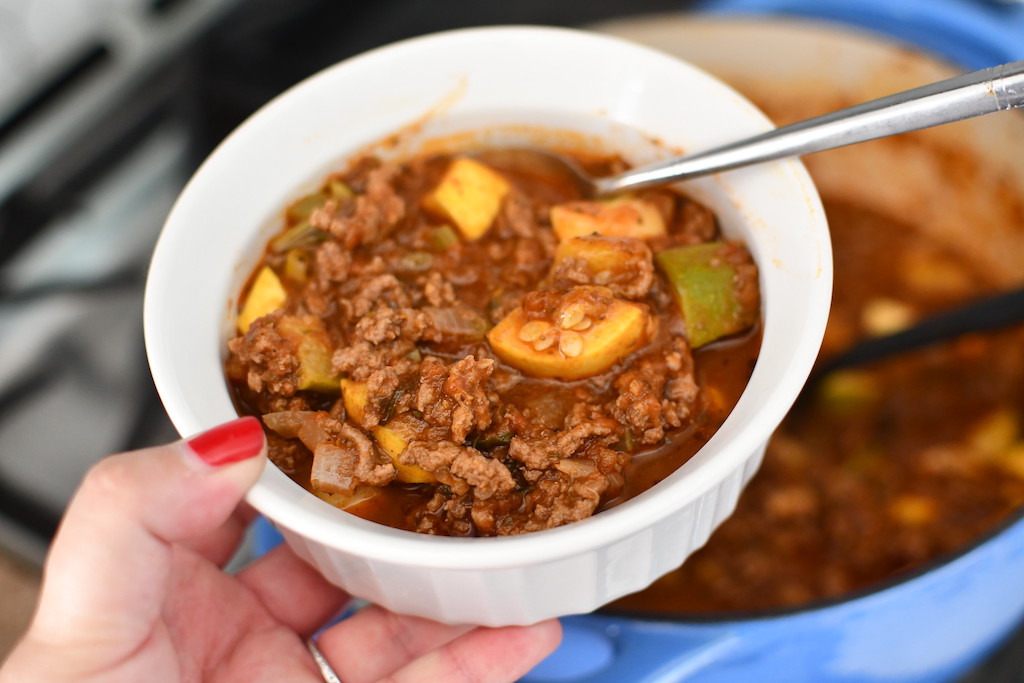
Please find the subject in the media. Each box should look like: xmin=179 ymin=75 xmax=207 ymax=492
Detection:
xmin=28 ymin=416 xmax=266 ymax=648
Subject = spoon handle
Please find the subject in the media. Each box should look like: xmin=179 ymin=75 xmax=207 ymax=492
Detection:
xmin=600 ymin=60 xmax=1024 ymax=194
xmin=809 ymin=285 xmax=1024 ymax=381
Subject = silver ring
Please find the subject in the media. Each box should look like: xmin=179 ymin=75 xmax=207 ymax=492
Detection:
xmin=306 ymin=635 xmax=343 ymax=683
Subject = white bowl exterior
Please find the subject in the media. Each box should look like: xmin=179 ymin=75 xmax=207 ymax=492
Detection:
xmin=278 ymin=443 xmax=767 ymax=625
xmin=145 ymin=26 xmax=830 ymax=625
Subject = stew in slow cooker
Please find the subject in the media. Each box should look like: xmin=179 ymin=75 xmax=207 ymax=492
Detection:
xmin=226 ymin=149 xmax=761 ymax=536
xmin=611 ymin=199 xmax=1024 ymax=614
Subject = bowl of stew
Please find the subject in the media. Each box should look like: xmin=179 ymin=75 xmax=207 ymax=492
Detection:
xmin=144 ymin=25 xmax=831 ymax=626
xmin=537 ymin=14 xmax=1024 ymax=681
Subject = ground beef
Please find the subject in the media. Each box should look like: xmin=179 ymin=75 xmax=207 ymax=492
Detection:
xmin=315 ymin=240 xmax=351 ymax=289
xmin=340 ymin=273 xmax=412 ymax=318
xmin=444 ymin=356 xmax=497 ymax=441
xmin=469 ymin=492 xmax=523 ymax=535
xmin=486 ymin=292 xmax=525 ymax=325
xmin=508 ymin=417 xmax=618 ymax=471
xmin=416 ymin=491 xmax=476 ymax=536
xmin=432 ymin=479 xmax=605 ymax=536
xmin=450 ymin=449 xmax=516 ymax=499
xmin=401 ymin=439 xmax=464 ymax=473
xmin=612 ymin=363 xmax=668 ymax=445
xmin=332 ymin=340 xmax=418 ymax=382
xmin=310 ymin=163 xmax=405 ymax=250
xmin=331 ymin=303 xmax=430 ymax=383
xmin=360 ymin=367 xmax=401 ymax=429
xmin=610 ymin=338 xmax=698 ymax=444
xmin=482 ymin=239 xmax=555 ymax=292
xmin=266 ymin=432 xmax=306 ymax=474
xmin=513 ymin=470 xmax=605 ymax=534
xmin=497 ymin=193 xmax=540 ymax=239
xmin=354 ymin=307 xmax=431 ymax=345
xmin=414 ymin=355 xmax=497 ymax=442
xmin=726 ymin=244 xmax=761 ymax=321
xmin=672 ymin=199 xmax=718 ymax=245
xmin=414 ymin=357 xmax=448 ymax=419
xmin=422 ymin=270 xmax=456 ymax=306
xmin=228 ymin=312 xmax=299 ymax=396
xmin=509 ymin=238 xmax=554 ymax=288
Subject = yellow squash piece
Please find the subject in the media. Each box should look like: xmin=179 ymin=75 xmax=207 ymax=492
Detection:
xmin=276 ymin=315 xmax=339 ymax=392
xmin=422 ymin=158 xmax=510 ymax=240
xmin=371 ymin=414 xmax=436 ymax=484
xmin=340 ymin=379 xmax=436 ymax=484
xmin=555 ymin=235 xmax=642 ymax=275
xmin=551 ymin=197 xmax=666 ymax=241
xmin=340 ymin=378 xmax=369 ymax=424
xmin=487 ymin=301 xmax=649 ymax=380
xmin=237 ymin=266 xmax=286 ymax=333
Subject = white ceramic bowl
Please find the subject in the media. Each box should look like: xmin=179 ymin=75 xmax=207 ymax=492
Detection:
xmin=144 ymin=25 xmax=831 ymax=626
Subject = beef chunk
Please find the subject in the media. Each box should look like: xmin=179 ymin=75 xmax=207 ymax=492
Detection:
xmin=512 ymin=470 xmax=604 ymax=534
xmin=354 ymin=307 xmax=431 ymax=345
xmin=609 ymin=338 xmax=699 ymax=445
xmin=507 ymin=417 xmax=618 ymax=471
xmin=315 ymin=240 xmax=351 ymax=288
xmin=450 ymin=449 xmax=515 ymax=500
xmin=673 ymin=199 xmax=718 ymax=245
xmin=332 ymin=302 xmax=430 ymax=383
xmin=416 ymin=355 xmax=497 ymax=443
xmin=341 ymin=274 xmax=412 ymax=319
xmin=422 ymin=271 xmax=457 ymax=306
xmin=228 ymin=312 xmax=299 ymax=396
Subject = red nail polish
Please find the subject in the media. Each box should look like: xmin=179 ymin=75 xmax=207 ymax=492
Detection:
xmin=187 ymin=416 xmax=265 ymax=467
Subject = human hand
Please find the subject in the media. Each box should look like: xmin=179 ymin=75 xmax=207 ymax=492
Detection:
xmin=0 ymin=417 xmax=561 ymax=682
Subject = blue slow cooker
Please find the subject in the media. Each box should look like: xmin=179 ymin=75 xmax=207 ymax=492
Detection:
xmin=528 ymin=515 xmax=1024 ymax=682
xmin=523 ymin=1 xmax=1024 ymax=681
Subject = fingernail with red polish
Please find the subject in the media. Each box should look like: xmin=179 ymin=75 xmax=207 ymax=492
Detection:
xmin=187 ymin=416 xmax=265 ymax=467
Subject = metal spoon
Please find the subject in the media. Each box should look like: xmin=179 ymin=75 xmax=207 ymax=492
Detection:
xmin=478 ymin=59 xmax=1024 ymax=197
